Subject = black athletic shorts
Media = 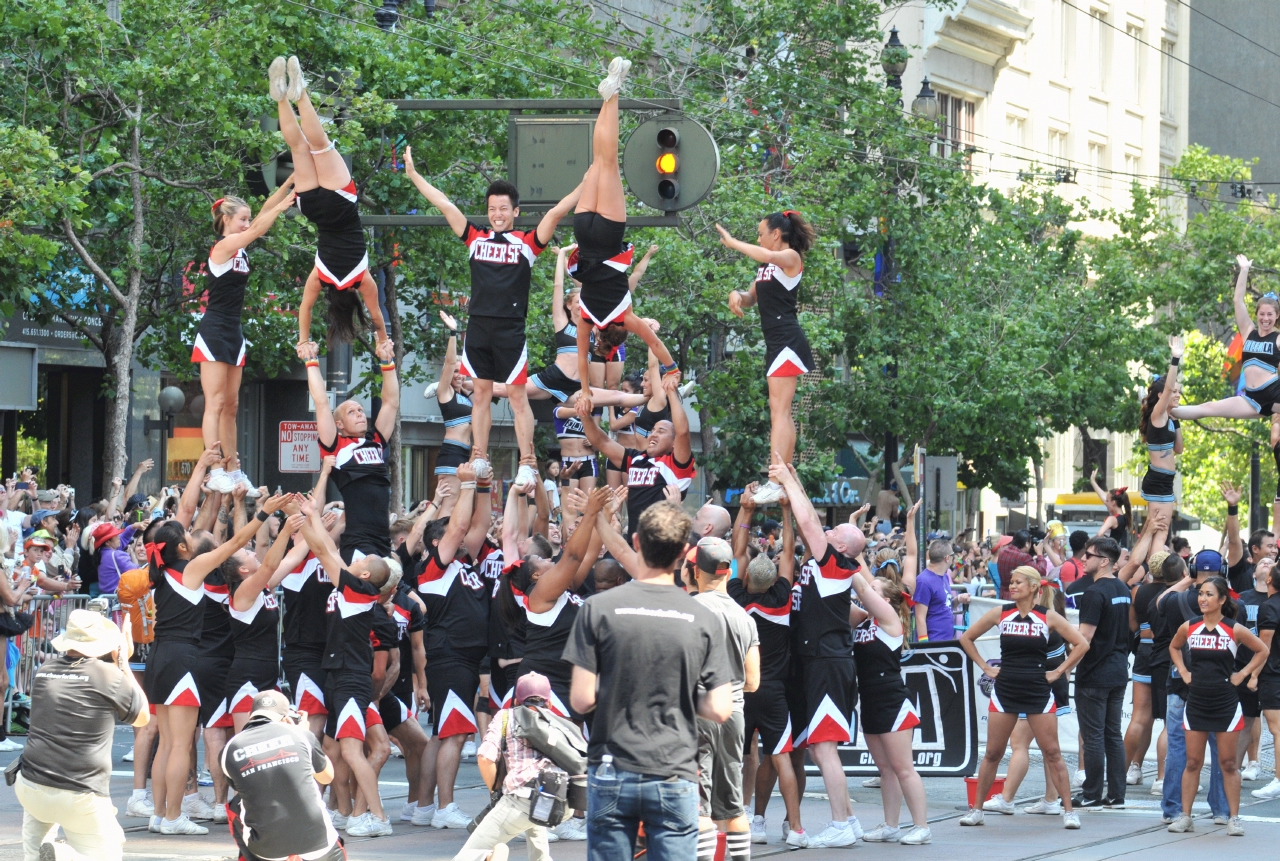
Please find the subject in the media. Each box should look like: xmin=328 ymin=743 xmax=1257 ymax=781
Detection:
xmin=801 ymin=656 xmax=857 ymax=746
xmin=573 ymin=213 xmax=631 ymax=327
xmin=225 ymin=658 xmax=280 ymax=717
xmin=1150 ymin=665 xmax=1169 ymax=722
xmin=561 ymin=456 xmax=598 ymax=479
xmin=744 ymin=680 xmax=793 ymax=756
xmin=1259 ymin=673 xmax=1280 ymax=711
xmin=590 ymin=343 xmax=625 ymax=363
xmin=763 ymin=324 xmax=814 ymax=378
xmin=784 ymin=660 xmax=808 ymax=748
xmin=993 ymin=671 xmax=1055 ymax=716
xmin=192 ymin=313 xmax=247 ymax=367
xmin=434 ymin=440 xmax=471 ymax=476
xmin=378 ymin=692 xmax=414 ymax=733
xmin=325 ymin=670 xmax=379 ymax=742
xmin=297 ymin=185 xmax=368 ymax=290
xmin=531 ymin=363 xmax=578 ymax=403
xmin=859 ymin=682 xmax=921 ymax=735
xmin=1132 ymin=641 xmax=1154 ymax=684
xmin=1243 ymin=377 xmax=1280 ymax=416
xmin=1238 ymin=678 xmax=1262 ymax=718
xmin=196 ymin=654 xmax=233 ymax=728
xmin=1140 ymin=466 xmax=1177 ymax=504
xmin=283 ymin=643 xmax=329 ymax=717
xmin=488 ymin=662 xmax=514 ymax=712
xmin=428 ymin=658 xmax=481 ymax=739
xmin=462 ymin=314 xmax=529 ymax=385
xmin=145 ymin=640 xmax=203 ymax=710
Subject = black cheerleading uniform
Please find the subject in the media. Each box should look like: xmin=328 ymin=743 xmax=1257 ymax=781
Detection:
xmin=460 ymin=221 xmax=546 ymax=385
xmin=1110 ymin=514 xmax=1130 ymax=549
xmin=1141 ymin=418 xmax=1179 ymax=503
xmin=1235 ymin=590 xmax=1264 ymax=718
xmin=1255 ymin=594 xmax=1280 ymax=710
xmin=378 ymin=587 xmax=425 ymax=732
xmin=1182 ymin=616 xmax=1245 ymax=732
xmin=196 ymin=573 xmax=235 ymax=728
xmin=226 ymin=589 xmax=281 ymax=715
xmin=296 ymin=181 xmax=368 ymax=290
xmin=322 ymin=570 xmax=382 ymax=741
xmin=517 ymin=590 xmax=584 ymax=719
xmin=1241 ymin=330 xmax=1280 ymax=415
xmin=418 ymin=547 xmax=489 ymax=738
xmin=634 ymin=402 xmax=670 ymax=440
xmin=434 ymin=390 xmax=473 ymax=476
xmin=1046 ymin=628 xmax=1070 ymax=714
xmin=488 ymin=563 xmax=525 ymax=712
xmin=753 ymin=262 xmax=814 ymax=378
xmin=617 ymin=447 xmax=696 ymax=541
xmin=1132 ymin=581 xmax=1167 ymax=685
xmin=192 ymin=247 xmax=249 ymax=366
xmin=793 ymin=548 xmax=859 ymax=746
xmin=571 ymin=213 xmax=634 ymax=327
xmin=531 ymin=328 xmax=581 ymax=403
xmin=145 ymin=560 xmax=206 ymax=707
xmin=853 ymin=617 xmax=920 ymax=735
xmin=729 ymin=577 xmax=795 ymax=755
xmin=318 ymin=428 xmax=391 ymax=560
xmin=281 ymin=554 xmax=333 ymax=717
xmin=988 ymin=603 xmax=1056 ymax=715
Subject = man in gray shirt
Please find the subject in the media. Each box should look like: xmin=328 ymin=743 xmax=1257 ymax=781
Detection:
xmin=18 ymin=609 xmax=147 ymax=861
xmin=692 ymin=537 xmax=760 ymax=861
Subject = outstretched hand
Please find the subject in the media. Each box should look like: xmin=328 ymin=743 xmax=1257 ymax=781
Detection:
xmin=1220 ymin=481 xmax=1243 ymax=506
xmin=1238 ymin=253 xmax=1253 ymax=271
xmin=403 ymin=145 xmax=419 ymax=177
xmin=375 ymin=338 xmax=396 ymax=364
xmin=714 ymin=224 xmax=734 ymax=247
xmin=1169 ymin=334 xmax=1185 ymax=360
xmin=585 ymin=486 xmax=611 ymax=518
xmin=439 ymin=310 xmax=458 ymax=332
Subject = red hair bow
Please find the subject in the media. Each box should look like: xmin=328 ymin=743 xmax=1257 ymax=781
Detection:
xmin=144 ymin=541 xmax=166 ymax=567
xmin=211 ymin=198 xmax=225 ymax=214
xmin=782 ymin=209 xmax=797 ymax=217
xmin=901 ymin=590 xmax=915 ymax=609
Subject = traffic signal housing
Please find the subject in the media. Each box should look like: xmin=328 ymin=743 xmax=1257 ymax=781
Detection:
xmin=622 ymin=115 xmax=719 ymax=213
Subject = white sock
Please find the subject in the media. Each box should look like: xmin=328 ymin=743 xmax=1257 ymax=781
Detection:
xmin=131 ymin=789 xmax=147 ymax=801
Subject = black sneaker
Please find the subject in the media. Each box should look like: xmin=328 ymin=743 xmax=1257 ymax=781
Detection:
xmin=1103 ymin=798 xmax=1125 ymax=809
xmin=1071 ymin=795 xmax=1105 ymax=809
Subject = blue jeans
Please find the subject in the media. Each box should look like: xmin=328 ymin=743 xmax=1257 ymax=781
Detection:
xmin=1163 ymin=692 xmax=1228 ymax=818
xmin=587 ymin=767 xmax=698 ymax=861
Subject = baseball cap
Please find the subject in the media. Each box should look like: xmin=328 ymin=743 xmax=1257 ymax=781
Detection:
xmin=31 ymin=509 xmax=58 ymax=525
xmin=514 ymin=672 xmax=552 ymax=705
xmin=248 ymin=690 xmax=292 ymax=721
xmin=23 ymin=531 xmax=54 ymax=551
xmin=695 ymin=537 xmax=733 ymax=575
xmin=1194 ymin=549 xmax=1225 ymax=574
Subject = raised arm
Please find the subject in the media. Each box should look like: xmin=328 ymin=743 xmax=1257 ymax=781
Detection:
xmin=297 ymin=496 xmax=345 ymax=586
xmin=901 ymin=499 xmax=922 ymax=593
xmin=1118 ymin=511 xmax=1165 ymax=585
xmin=501 ymin=482 xmax=528 ymax=561
xmin=528 ymin=488 xmax=607 ymax=613
xmin=552 ymin=246 xmax=573 ymax=331
xmin=731 ymin=488 xmax=757 ymax=573
xmin=462 ymin=474 xmax=493 ymax=561
xmin=232 ymin=512 xmax=302 ymax=611
xmin=305 ymin=354 xmax=337 ymax=449
xmin=1089 ymin=468 xmax=1108 ymax=506
xmin=1151 ymin=335 xmax=1184 ymax=427
xmin=850 ymin=566 xmax=902 ymax=636
xmin=596 ymin=492 xmax=641 ymax=576
xmin=665 ymin=375 xmax=693 ymax=465
xmin=579 ymin=407 xmax=626 ymax=467
xmin=185 ymin=494 xmax=289 ymax=589
xmin=210 ymin=182 xmax=296 ymax=263
xmin=1235 ymin=254 xmax=1255 ymax=337
xmin=531 ymin=470 xmax=550 ymax=538
xmin=402 ymin=146 xmax=467 ymax=237
xmin=296 ymin=270 xmax=322 ymax=352
xmin=1222 ymin=481 xmax=1244 ymax=568
xmin=772 ymin=458 xmax=828 ymax=560
xmin=436 ymin=463 xmax=476 ymax=564
xmin=628 ymin=244 xmax=659 ymax=292
xmin=177 ymin=449 xmax=220 ymax=528
xmin=123 ymin=459 xmax=153 ymax=505
xmin=374 ymin=338 xmax=400 ymax=441
xmin=715 ymin=224 xmax=802 ymax=272
xmin=535 ymin=182 xmax=582 ymax=247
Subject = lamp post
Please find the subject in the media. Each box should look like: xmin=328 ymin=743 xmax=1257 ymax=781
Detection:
xmin=912 ymin=77 xmax=939 ymax=121
xmin=144 ymin=386 xmax=186 ymax=485
xmin=374 ymin=0 xmax=399 ymax=30
xmin=880 ymin=27 xmax=908 ymax=98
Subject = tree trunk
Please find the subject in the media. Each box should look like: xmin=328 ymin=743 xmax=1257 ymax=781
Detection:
xmin=697 ymin=327 xmax=724 ymax=493
xmin=382 ymin=248 xmax=405 ymax=515
xmin=891 ymin=450 xmax=915 ymax=509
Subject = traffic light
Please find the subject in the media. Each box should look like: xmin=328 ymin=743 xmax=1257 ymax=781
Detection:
xmin=655 ymin=127 xmax=679 ymax=201
xmin=622 ymin=115 xmax=719 ymax=213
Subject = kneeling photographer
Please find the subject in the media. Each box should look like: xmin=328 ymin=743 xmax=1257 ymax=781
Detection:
xmin=455 ymin=672 xmax=587 ymax=861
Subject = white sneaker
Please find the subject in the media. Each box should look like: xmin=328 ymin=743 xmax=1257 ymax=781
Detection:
xmin=148 ymin=815 xmax=161 ymax=833
xmin=0 ymin=738 xmax=22 ymax=752
xmin=1227 ymin=816 xmax=1245 ymax=836
xmin=126 ymin=791 xmax=154 ymax=818
xmin=1166 ymin=815 xmax=1194 ymax=833
xmin=471 ymin=458 xmax=492 ymax=481
xmin=513 ymin=464 xmax=537 ymax=492
xmin=678 ymin=381 xmax=697 ymax=399
xmin=1063 ymin=811 xmax=1081 ymax=830
xmin=750 ymin=814 xmax=767 ymax=844
xmin=330 ymin=811 xmax=348 ymax=830
xmin=182 ymin=793 xmax=216 ymax=821
xmin=1254 ymin=777 xmax=1280 ymax=799
xmin=808 ymin=821 xmax=856 ymax=848
xmin=1071 ymin=769 xmax=1085 ymax=790
xmin=348 ymin=814 xmax=393 ymax=837
xmin=1127 ymin=763 xmax=1143 ymax=785
xmin=268 ymin=56 xmax=288 ymax=101
xmin=846 ymin=815 xmax=864 ymax=839
xmin=461 ymin=740 xmax=477 ymax=759
xmin=206 ymin=467 xmax=236 ymax=494
xmin=959 ymin=808 xmax=984 ymax=826
xmin=861 ymin=823 xmax=901 ymax=842
xmin=424 ymin=382 xmax=440 ymax=400
xmin=1214 ymin=815 xmax=1228 ymax=825
xmin=411 ymin=803 xmax=437 ymax=826
xmin=1025 ymin=798 xmax=1062 ymax=815
xmin=399 ymin=801 xmax=417 ymax=821
xmin=161 ymin=815 xmax=209 ymax=835
xmin=752 ymin=482 xmax=784 ymax=505
xmin=1151 ymin=779 xmax=1164 ymax=796
xmin=899 ymin=825 xmax=932 ymax=845
xmin=234 ymin=473 xmax=260 ymax=498
xmin=597 ymin=56 xmax=632 ymax=101
xmin=123 ymin=746 xmax=134 ymax=762
xmin=983 ymin=795 xmax=1016 ymax=815
xmin=388 ymin=742 xmax=404 ymax=758
xmin=432 ymin=802 xmax=471 ymax=829
xmin=554 ymin=817 xmax=587 ymax=841
xmin=286 ymin=55 xmax=307 ymax=101
xmin=784 ymin=829 xmax=810 ymax=849
xmin=197 ymin=769 xmax=213 ymax=787
xmin=862 ymin=775 xmax=881 ymax=788
xmin=212 ymin=804 xmax=227 ymax=823
xmin=1242 ymin=763 xmax=1260 ymax=782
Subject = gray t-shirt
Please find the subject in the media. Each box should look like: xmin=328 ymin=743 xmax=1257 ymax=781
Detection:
xmin=22 ymin=653 xmax=144 ymax=796
xmin=562 ymin=580 xmax=732 ymax=781
xmin=693 ymin=589 xmax=758 ymax=710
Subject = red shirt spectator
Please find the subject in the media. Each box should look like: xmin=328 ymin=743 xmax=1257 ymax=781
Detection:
xmin=996 ymin=530 xmax=1048 ymax=599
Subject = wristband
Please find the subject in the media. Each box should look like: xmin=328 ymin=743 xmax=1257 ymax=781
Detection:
xmin=476 ymin=483 xmax=491 ymax=493
xmin=459 ymin=481 xmax=477 ymax=490
xmin=1170 ymin=357 xmax=1181 ymax=367
xmin=380 ymin=362 xmax=396 ymax=372
xmin=304 ymin=360 xmax=320 ymax=369
xmin=255 ymin=509 xmax=269 ymax=522
xmin=917 ymin=635 xmax=929 ymax=642
xmin=1228 ymin=504 xmax=1240 ymax=516
xmin=738 ymin=524 xmax=751 ymax=530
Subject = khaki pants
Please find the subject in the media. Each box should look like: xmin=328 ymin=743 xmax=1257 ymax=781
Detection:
xmin=14 ymin=773 xmax=125 ymax=861
xmin=452 ymin=792 xmax=552 ymax=861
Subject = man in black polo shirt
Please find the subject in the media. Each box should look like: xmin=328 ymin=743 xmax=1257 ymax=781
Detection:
xmin=565 ymin=501 xmax=733 ymax=861
xmin=222 ymin=691 xmax=342 ymax=861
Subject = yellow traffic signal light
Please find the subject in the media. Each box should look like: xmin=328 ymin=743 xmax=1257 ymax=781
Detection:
xmin=656 ymin=152 xmax=678 ymax=174
xmin=656 ymin=127 xmax=680 ymax=200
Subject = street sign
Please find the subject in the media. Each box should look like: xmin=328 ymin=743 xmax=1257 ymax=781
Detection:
xmin=279 ymin=421 xmax=320 ymax=473
xmin=508 ymin=116 xmax=595 ymax=206
xmin=622 ymin=115 xmax=719 ymax=212
xmin=923 ymin=455 xmax=958 ymax=512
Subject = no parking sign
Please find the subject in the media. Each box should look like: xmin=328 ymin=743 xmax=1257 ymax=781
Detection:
xmin=279 ymin=421 xmax=319 ymax=473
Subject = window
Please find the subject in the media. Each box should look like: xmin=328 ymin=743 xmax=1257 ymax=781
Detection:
xmin=938 ymin=93 xmax=976 ymax=161
xmin=1050 ymin=0 xmax=1070 ymax=78
xmin=1087 ymin=142 xmax=1109 ymax=199
xmin=1160 ymin=39 xmax=1176 ymax=117
xmin=1089 ymin=10 xmax=1108 ymax=92
xmin=1049 ymin=128 xmax=1069 ymax=164
xmin=1124 ymin=152 xmax=1140 ymax=201
xmin=1006 ymin=115 xmax=1027 ymax=148
xmin=1127 ymin=25 xmax=1142 ymax=101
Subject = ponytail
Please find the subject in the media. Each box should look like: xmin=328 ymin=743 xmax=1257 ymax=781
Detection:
xmin=212 ymin=196 xmax=249 ymax=237
xmin=325 ymin=283 xmax=368 ymax=344
xmin=146 ymin=520 xmax=187 ymax=587
xmin=765 ymin=210 xmax=815 ymax=255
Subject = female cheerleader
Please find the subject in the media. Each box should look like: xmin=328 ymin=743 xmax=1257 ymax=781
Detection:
xmin=717 ymin=211 xmax=816 ymax=505
xmin=959 ymin=566 xmax=1088 ymax=829
xmin=1089 ymin=471 xmax=1132 ymax=548
xmin=1167 ymin=576 xmax=1268 ymax=835
xmin=570 ymin=242 xmax=659 ymax=392
xmin=572 ymin=58 xmax=680 ymax=415
xmin=606 ymin=374 xmax=643 ymax=489
xmin=201 ymin=183 xmax=297 ymax=495
xmin=1138 ymin=336 xmax=1185 ymax=552
xmin=144 ymin=492 xmax=288 ymax=835
xmin=1174 ymin=255 xmax=1280 ymax=424
xmin=850 ymin=571 xmax=931 ymax=845
xmin=266 ymin=56 xmax=387 ymax=350
xmin=424 ymin=311 xmax=472 ymax=518
xmin=1251 ymin=560 xmax=1280 ymax=800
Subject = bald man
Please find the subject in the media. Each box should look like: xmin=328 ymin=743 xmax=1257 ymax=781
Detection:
xmin=692 ymin=503 xmax=731 ymax=540
xmin=769 ymin=458 xmax=867 ymax=848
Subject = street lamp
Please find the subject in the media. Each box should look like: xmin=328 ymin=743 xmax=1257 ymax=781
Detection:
xmin=144 ymin=385 xmax=186 ymax=486
xmin=374 ymin=0 xmax=399 ymax=30
xmin=880 ymin=27 xmax=909 ymax=92
xmin=912 ymin=77 xmax=939 ymax=121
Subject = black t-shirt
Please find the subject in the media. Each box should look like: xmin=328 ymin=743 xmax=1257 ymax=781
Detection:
xmin=1227 ymin=556 xmax=1256 ymax=596
xmin=1162 ymin=586 xmax=1203 ymax=697
xmin=418 ymin=546 xmax=489 ymax=664
xmin=22 ymin=654 xmax=144 ymax=797
xmin=1075 ymin=576 xmax=1131 ymax=688
xmin=1256 ymin=593 xmax=1280 ymax=678
xmin=1064 ymin=572 xmax=1094 ymax=596
xmin=727 ymin=577 xmax=792 ymax=682
xmin=370 ymin=602 xmax=399 ymax=655
xmin=321 ymin=570 xmax=382 ymax=673
xmin=562 ymin=580 xmax=732 ymax=780
xmin=1236 ymin=588 xmax=1265 ymax=670
xmin=388 ymin=586 xmax=425 ymax=689
xmin=616 ymin=447 xmax=696 ymax=538
xmin=461 ymin=221 xmax=546 ymax=319
xmin=793 ymin=547 xmax=857 ymax=659
xmin=221 ymin=717 xmax=339 ymax=860
xmin=318 ymin=429 xmax=392 ymax=557
xmin=1133 ymin=581 xmax=1166 ymax=640
xmin=281 ymin=554 xmax=332 ymax=648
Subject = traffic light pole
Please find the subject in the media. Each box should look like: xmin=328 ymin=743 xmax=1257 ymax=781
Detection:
xmin=362 ymin=214 xmax=681 ymax=227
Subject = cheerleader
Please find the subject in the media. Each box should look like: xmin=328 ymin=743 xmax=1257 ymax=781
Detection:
xmin=717 ymin=211 xmax=816 ymax=505
xmin=266 ymin=56 xmax=387 ymax=350
xmin=201 ymin=184 xmax=296 ymax=495
xmin=1089 ymin=471 xmax=1132 ymax=548
xmin=424 ymin=311 xmax=472 ymax=518
xmin=1167 ymin=576 xmax=1268 ymax=835
xmin=1139 ymin=336 xmax=1185 ymax=552
xmin=144 ymin=493 xmax=289 ymax=835
xmin=572 ymin=59 xmax=680 ymax=416
xmin=850 ymin=571 xmax=930 ymax=845
xmin=959 ymin=566 xmax=1089 ymax=829
xmin=563 ymin=242 xmax=659 ymax=393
